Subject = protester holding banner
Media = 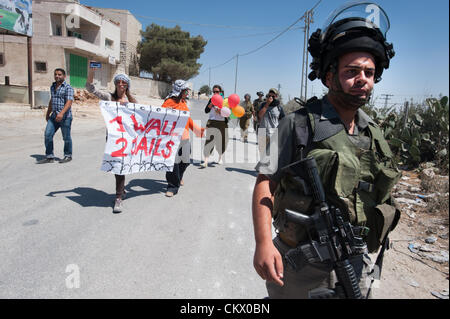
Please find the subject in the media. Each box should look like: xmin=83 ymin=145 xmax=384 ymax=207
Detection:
xmin=162 ymin=80 xmax=204 ymax=197
xmin=86 ymin=65 xmax=137 ymax=213
xmin=201 ymin=85 xmax=228 ymax=168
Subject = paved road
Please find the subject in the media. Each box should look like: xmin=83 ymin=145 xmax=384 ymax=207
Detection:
xmin=0 ymin=100 xmax=268 ymax=298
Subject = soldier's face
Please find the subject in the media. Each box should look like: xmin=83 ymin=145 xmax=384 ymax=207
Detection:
xmin=327 ymin=51 xmax=375 ymax=100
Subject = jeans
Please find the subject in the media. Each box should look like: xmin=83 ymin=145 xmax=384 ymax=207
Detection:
xmin=44 ymin=115 xmax=73 ymax=158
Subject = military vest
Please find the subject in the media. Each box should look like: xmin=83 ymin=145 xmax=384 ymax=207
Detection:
xmin=273 ymin=98 xmax=401 ymax=253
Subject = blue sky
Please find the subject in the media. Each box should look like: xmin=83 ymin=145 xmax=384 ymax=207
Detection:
xmin=81 ymin=0 xmax=449 ymax=107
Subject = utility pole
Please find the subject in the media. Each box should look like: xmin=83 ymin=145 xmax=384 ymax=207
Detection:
xmin=234 ymin=54 xmax=239 ymax=94
xmin=403 ymin=101 xmax=409 ymax=128
xmin=380 ymin=94 xmax=394 ymax=109
xmin=208 ymin=67 xmax=211 ymax=90
xmin=300 ymin=10 xmax=313 ymax=102
xmin=27 ymin=36 xmax=33 ymax=108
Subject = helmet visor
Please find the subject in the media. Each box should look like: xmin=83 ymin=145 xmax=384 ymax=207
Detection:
xmin=322 ymin=1 xmax=390 ymax=37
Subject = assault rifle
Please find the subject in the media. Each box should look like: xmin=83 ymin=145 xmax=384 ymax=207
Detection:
xmin=282 ymin=157 xmax=368 ymax=299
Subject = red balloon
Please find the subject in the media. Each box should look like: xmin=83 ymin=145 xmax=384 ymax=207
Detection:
xmin=228 ymin=94 xmax=240 ymax=108
xmin=211 ymin=94 xmax=223 ymax=108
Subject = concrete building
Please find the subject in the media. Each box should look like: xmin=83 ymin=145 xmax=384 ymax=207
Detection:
xmin=86 ymin=6 xmax=142 ymax=77
xmin=0 ymin=0 xmax=122 ymax=98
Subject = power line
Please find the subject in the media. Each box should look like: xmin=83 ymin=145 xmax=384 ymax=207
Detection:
xmin=82 ymin=6 xmax=288 ymax=31
xmin=142 ymin=26 xmax=303 ymax=43
xmin=380 ymin=94 xmax=394 ymax=108
xmin=194 ymin=0 xmax=323 ymax=91
xmin=300 ymin=9 xmax=314 ymax=101
xmin=210 ymin=55 xmax=236 ymax=70
xmin=135 ymin=14 xmax=286 ymax=31
xmin=239 ymin=13 xmax=307 ymax=57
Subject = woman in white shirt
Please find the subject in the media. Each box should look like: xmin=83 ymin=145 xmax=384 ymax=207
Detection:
xmin=201 ymin=85 xmax=228 ymax=168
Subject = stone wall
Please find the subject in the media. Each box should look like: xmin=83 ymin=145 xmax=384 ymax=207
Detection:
xmin=130 ymin=76 xmax=171 ymax=99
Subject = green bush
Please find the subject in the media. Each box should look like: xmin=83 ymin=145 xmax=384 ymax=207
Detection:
xmin=364 ymin=96 xmax=449 ymax=173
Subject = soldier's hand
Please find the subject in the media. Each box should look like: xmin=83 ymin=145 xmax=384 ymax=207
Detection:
xmin=253 ymin=242 xmax=284 ymax=286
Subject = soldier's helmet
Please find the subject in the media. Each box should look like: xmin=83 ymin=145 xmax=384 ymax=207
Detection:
xmin=308 ymin=1 xmax=395 ymax=86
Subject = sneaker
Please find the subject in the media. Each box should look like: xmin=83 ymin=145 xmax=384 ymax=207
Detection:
xmin=113 ymin=198 xmax=123 ymax=213
xmin=200 ymin=162 xmax=208 ymax=168
xmin=165 ymin=191 xmax=174 ymax=198
xmin=37 ymin=158 xmax=54 ymax=164
xmin=59 ymin=156 xmax=72 ymax=164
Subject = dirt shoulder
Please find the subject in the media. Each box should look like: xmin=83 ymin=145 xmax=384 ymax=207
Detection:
xmin=373 ymin=170 xmax=449 ymax=299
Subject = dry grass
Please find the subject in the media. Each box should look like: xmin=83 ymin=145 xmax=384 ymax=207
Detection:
xmin=420 ymin=170 xmax=449 ymax=218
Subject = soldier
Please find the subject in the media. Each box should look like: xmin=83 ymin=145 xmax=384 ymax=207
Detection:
xmin=239 ymin=93 xmax=254 ymax=143
xmin=252 ymin=2 xmax=400 ymax=299
xmin=252 ymin=91 xmax=265 ymax=132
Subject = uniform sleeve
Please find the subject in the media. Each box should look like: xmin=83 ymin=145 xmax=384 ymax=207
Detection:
xmin=255 ymin=113 xmax=297 ymax=183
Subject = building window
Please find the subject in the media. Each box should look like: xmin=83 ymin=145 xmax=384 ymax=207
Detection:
xmin=35 ymin=61 xmax=48 ymax=73
xmin=0 ymin=53 xmax=4 ymax=66
xmin=105 ymin=38 xmax=114 ymax=49
xmin=67 ymin=30 xmax=82 ymax=39
xmin=55 ymin=26 xmax=62 ymax=36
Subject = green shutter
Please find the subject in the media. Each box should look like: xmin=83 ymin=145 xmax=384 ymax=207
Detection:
xmin=69 ymin=54 xmax=87 ymax=88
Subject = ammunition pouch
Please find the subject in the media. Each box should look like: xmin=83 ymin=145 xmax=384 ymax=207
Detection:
xmin=365 ymin=201 xmax=400 ymax=253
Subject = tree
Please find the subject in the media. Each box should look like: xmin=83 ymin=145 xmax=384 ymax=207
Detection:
xmin=199 ymin=85 xmax=211 ymax=96
xmin=139 ymin=24 xmax=207 ymax=83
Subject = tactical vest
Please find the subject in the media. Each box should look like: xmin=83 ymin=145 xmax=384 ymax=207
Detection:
xmin=273 ymin=98 xmax=401 ymax=253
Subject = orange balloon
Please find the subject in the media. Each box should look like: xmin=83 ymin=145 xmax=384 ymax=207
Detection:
xmin=232 ymin=105 xmax=245 ymax=118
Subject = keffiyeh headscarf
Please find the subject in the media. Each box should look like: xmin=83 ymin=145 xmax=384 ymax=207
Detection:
xmin=114 ymin=74 xmax=131 ymax=88
xmin=166 ymin=79 xmax=190 ymax=99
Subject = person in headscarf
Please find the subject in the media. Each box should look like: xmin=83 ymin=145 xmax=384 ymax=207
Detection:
xmin=162 ymin=80 xmax=205 ymax=197
xmin=86 ymin=66 xmax=137 ymax=213
xmin=239 ymin=93 xmax=254 ymax=143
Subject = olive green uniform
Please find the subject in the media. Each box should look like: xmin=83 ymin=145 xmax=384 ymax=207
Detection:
xmin=239 ymin=100 xmax=255 ymax=140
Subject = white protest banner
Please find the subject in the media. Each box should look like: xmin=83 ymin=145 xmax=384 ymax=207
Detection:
xmin=100 ymin=101 xmax=189 ymax=175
